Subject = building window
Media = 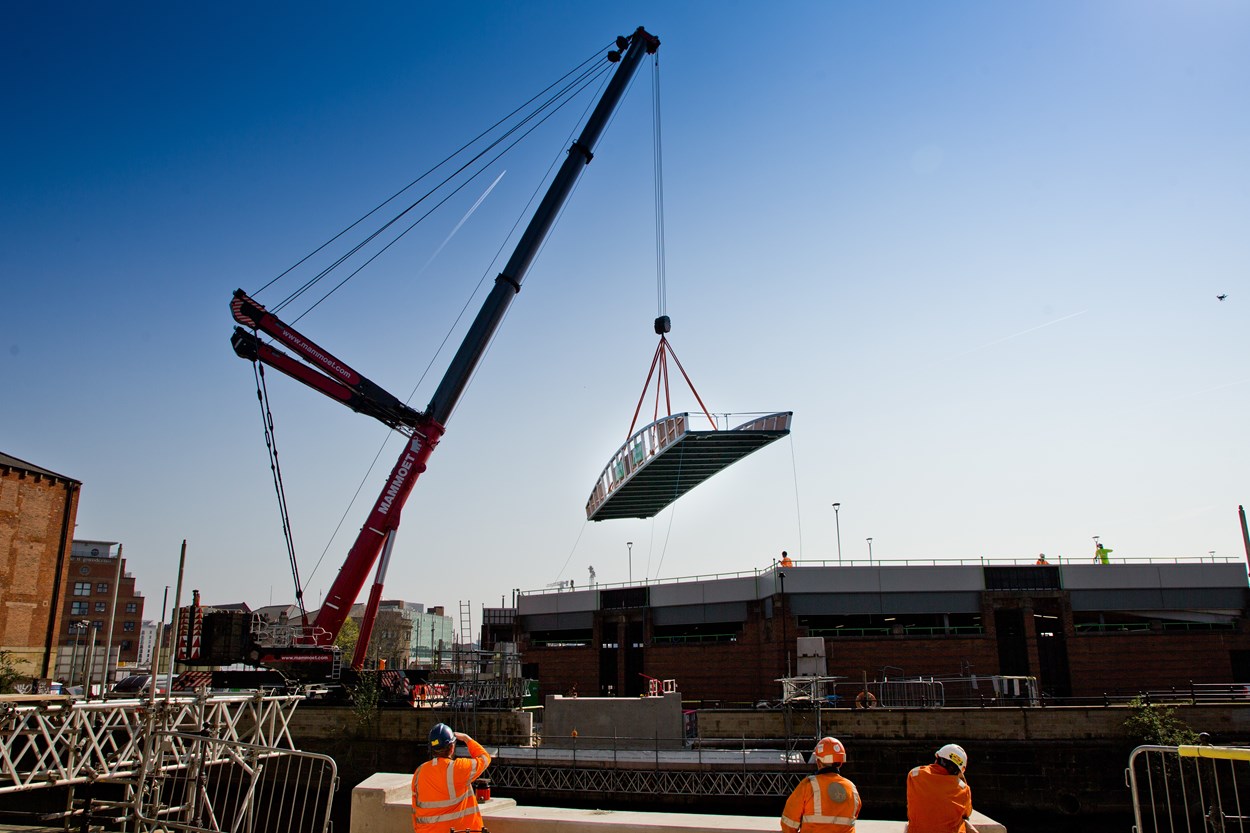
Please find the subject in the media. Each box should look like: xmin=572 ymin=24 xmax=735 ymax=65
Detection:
xmin=96 ymin=583 xmax=109 ymax=594
xmin=125 ymin=602 xmax=138 ymax=613
xmin=93 ymin=621 xmax=104 ymax=630
xmin=71 ymin=602 xmax=88 ymax=615
xmin=79 ymin=566 xmax=90 ymax=576
xmin=94 ymin=602 xmax=106 ymax=612
xmin=73 ymin=582 xmax=91 ymax=596
xmin=123 ymin=621 xmax=136 ymax=632
xmin=121 ymin=641 xmax=132 ymax=651
xmin=91 ymin=548 xmax=100 ymax=557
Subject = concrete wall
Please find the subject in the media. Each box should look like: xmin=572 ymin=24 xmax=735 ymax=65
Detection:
xmin=543 ymin=692 xmax=684 ymax=749
xmin=694 ymin=704 xmax=1250 ymax=741
xmin=350 ymin=772 xmax=1007 ymax=833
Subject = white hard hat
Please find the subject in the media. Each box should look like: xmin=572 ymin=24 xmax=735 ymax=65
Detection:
xmin=936 ymin=743 xmax=968 ymax=773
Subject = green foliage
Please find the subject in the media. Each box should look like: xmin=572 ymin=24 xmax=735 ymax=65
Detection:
xmin=349 ymin=670 xmax=380 ymax=727
xmin=0 ymin=651 xmax=21 ymax=693
xmin=335 ymin=616 xmax=360 ymax=658
xmin=1123 ymin=696 xmax=1200 ymax=746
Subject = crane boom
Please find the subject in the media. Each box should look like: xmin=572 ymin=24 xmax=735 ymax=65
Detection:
xmin=227 ymin=28 xmax=660 ymax=667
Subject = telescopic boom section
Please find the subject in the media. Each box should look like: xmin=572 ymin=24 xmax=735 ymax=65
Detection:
xmin=425 ymin=27 xmax=660 ymax=425
xmin=310 ymin=27 xmax=660 ymax=647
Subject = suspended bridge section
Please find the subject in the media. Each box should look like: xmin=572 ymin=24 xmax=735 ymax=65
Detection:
xmin=586 ymin=411 xmax=793 ymax=521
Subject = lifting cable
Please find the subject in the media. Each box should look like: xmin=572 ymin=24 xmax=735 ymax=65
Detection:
xmin=249 ymin=354 xmax=307 ymax=619
xmin=257 ymin=45 xmax=616 ymax=321
xmin=625 ymin=52 xmax=715 ymax=440
xmin=240 ymin=42 xmax=621 ymax=594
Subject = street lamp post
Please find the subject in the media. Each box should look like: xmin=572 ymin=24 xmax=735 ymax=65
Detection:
xmin=832 ymin=503 xmax=842 ymax=565
xmin=867 ymin=537 xmax=874 ymax=565
xmin=627 ymin=542 xmax=634 ymax=584
xmin=68 ymin=621 xmax=87 ymax=687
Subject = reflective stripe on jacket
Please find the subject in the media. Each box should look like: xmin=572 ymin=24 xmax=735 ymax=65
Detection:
xmin=780 ymin=772 xmax=861 ymax=832
xmin=411 ymin=738 xmax=491 ymax=832
xmin=906 ymin=762 xmax=972 ymax=833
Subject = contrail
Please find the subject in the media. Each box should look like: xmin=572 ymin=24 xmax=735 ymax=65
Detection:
xmin=416 ymin=169 xmax=507 ymax=275
xmin=948 ymin=309 xmax=1088 ymax=361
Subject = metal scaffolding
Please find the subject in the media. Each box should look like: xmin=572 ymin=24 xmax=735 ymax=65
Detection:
xmin=0 ymin=693 xmax=335 ymax=833
xmin=488 ymin=745 xmax=807 ymax=799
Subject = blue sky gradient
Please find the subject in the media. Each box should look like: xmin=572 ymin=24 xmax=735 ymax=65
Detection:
xmin=4 ymin=2 xmax=1248 ymax=630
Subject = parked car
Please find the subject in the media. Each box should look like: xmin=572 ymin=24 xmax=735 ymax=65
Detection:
xmin=106 ymin=674 xmax=173 ymax=698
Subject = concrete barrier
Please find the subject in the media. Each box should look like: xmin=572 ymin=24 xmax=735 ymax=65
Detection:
xmin=351 ymin=772 xmax=1006 ymax=833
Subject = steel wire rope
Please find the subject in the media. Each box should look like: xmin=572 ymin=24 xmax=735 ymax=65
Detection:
xmin=550 ymin=58 xmax=659 ymax=584
xmin=247 ymin=55 xmax=614 ymax=596
xmin=250 ymin=349 xmax=307 ymax=617
xmin=267 ymin=59 xmax=614 ymax=321
xmin=250 ymin=43 xmax=614 ymax=302
xmin=652 ymin=52 xmax=667 ymax=322
xmin=304 ymin=59 xmax=621 ymax=589
xmin=787 ymin=433 xmax=803 ymax=561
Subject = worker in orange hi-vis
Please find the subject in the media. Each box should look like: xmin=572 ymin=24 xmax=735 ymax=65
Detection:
xmin=780 ymin=551 xmax=794 ymax=567
xmin=411 ymin=723 xmax=491 ymax=833
xmin=780 ymin=737 xmax=861 ymax=833
xmin=906 ymin=744 xmax=977 ymax=833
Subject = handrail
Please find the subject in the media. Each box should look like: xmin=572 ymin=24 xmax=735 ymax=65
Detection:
xmin=520 ymin=555 xmax=1243 ymax=595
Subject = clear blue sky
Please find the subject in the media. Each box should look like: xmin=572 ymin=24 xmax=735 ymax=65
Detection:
xmin=4 ymin=2 xmax=1248 ymax=634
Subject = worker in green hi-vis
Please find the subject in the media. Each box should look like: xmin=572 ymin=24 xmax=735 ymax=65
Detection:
xmin=1094 ymin=543 xmax=1113 ymax=564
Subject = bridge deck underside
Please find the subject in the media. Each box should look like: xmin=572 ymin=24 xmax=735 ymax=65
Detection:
xmin=589 ymin=430 xmax=788 ymax=521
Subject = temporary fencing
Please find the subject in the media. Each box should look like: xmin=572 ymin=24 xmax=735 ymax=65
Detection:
xmin=1128 ymin=743 xmax=1250 ymax=833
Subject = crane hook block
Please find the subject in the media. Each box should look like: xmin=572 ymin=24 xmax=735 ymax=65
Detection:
xmin=654 ymin=315 xmax=671 ymax=335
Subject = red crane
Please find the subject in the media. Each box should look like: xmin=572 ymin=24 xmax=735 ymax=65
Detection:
xmin=227 ymin=28 xmax=660 ymax=674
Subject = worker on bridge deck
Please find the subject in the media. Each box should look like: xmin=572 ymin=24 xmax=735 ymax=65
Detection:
xmin=780 ymin=736 xmax=860 ymax=833
xmin=780 ymin=550 xmax=794 ymax=567
xmin=907 ymin=743 xmax=974 ymax=833
xmin=411 ymin=722 xmax=491 ymax=833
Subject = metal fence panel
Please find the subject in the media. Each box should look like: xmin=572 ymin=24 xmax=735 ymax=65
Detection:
xmin=133 ymin=731 xmax=338 ymax=833
xmin=1128 ymin=744 xmax=1250 ymax=833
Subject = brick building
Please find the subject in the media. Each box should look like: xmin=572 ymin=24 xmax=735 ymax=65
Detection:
xmin=0 ymin=451 xmax=81 ymax=681
xmin=56 ymin=540 xmax=146 ymax=684
xmin=503 ymin=560 xmax=1250 ymax=704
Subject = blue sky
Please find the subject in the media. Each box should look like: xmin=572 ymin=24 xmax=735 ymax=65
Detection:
xmin=4 ymin=2 xmax=1248 ymax=634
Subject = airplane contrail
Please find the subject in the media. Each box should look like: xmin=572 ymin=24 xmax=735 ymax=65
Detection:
xmin=416 ymin=169 xmax=507 ymax=275
xmin=948 ymin=309 xmax=1088 ymax=361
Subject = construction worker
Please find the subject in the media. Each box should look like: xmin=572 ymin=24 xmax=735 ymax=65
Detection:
xmin=1094 ymin=543 xmax=1112 ymax=565
xmin=780 ymin=736 xmax=861 ymax=833
xmin=906 ymin=743 xmax=974 ymax=833
xmin=411 ymin=723 xmax=491 ymax=833
xmin=1035 ymin=553 xmax=1048 ymax=566
xmin=780 ymin=551 xmax=794 ymax=567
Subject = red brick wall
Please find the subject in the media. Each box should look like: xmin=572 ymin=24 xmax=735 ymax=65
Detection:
xmin=1066 ymin=630 xmax=1248 ymax=696
xmin=59 ymin=556 xmax=146 ymax=664
xmin=0 ymin=465 xmax=79 ymax=677
xmin=519 ymin=591 xmax=1250 ymax=705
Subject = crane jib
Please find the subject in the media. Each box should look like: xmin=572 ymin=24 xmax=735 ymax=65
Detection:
xmin=231 ymin=27 xmax=660 ymax=668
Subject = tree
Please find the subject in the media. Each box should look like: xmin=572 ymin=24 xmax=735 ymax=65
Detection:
xmin=1124 ymin=696 xmax=1200 ymax=746
xmin=0 ymin=651 xmax=22 ymax=694
xmin=335 ymin=616 xmax=360 ymax=659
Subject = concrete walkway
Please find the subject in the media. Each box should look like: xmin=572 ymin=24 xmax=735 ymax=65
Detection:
xmin=352 ymin=772 xmax=1007 ymax=833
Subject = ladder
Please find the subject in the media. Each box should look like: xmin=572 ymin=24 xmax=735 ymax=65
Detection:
xmin=458 ymin=600 xmax=473 ymax=676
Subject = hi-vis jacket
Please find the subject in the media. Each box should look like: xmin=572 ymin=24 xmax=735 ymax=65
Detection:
xmin=411 ymin=737 xmax=492 ymax=833
xmin=780 ymin=771 xmax=861 ymax=832
xmin=906 ymin=762 xmax=972 ymax=833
